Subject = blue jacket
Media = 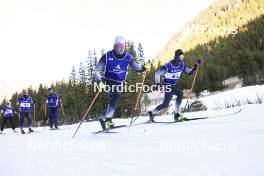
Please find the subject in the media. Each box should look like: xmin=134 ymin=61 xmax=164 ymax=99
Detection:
xmin=95 ymin=50 xmax=145 ymax=82
xmin=47 ymin=93 xmax=59 ymax=108
xmin=18 ymin=95 xmax=33 ymax=112
xmin=2 ymin=106 xmax=14 ymax=118
xmin=155 ymin=59 xmax=196 ymax=85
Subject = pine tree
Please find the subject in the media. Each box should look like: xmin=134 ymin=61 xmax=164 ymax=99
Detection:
xmin=78 ymin=62 xmax=86 ymax=85
xmin=137 ymin=43 xmax=145 ymax=65
xmin=86 ymin=50 xmax=94 ymax=84
xmin=100 ymin=49 xmax=105 ymax=57
xmin=70 ymin=66 xmax=77 ymax=86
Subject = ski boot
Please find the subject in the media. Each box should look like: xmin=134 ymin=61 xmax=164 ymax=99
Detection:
xmin=105 ymin=118 xmax=115 ymax=129
xmin=174 ymin=114 xmax=187 ymax=122
xmin=28 ymin=128 xmax=34 ymax=133
xmin=55 ymin=126 xmax=59 ymax=130
xmin=21 ymin=129 xmax=26 ymax=134
xmin=99 ymin=119 xmax=106 ymax=130
xmin=148 ymin=111 xmax=155 ymax=122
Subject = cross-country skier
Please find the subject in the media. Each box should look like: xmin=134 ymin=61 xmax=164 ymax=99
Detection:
xmin=18 ymin=89 xmax=34 ymax=134
xmin=0 ymin=102 xmax=16 ymax=133
xmin=148 ymin=49 xmax=202 ymax=122
xmin=46 ymin=88 xmax=60 ymax=130
xmin=94 ymin=36 xmax=147 ymax=130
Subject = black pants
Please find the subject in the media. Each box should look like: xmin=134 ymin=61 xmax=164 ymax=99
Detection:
xmin=1 ymin=118 xmax=15 ymax=131
xmin=99 ymin=80 xmax=122 ymax=121
xmin=153 ymin=85 xmax=183 ymax=114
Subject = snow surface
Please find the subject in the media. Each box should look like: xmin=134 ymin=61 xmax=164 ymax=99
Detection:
xmin=163 ymin=84 xmax=264 ymax=114
xmin=1 ymin=86 xmax=264 ymax=176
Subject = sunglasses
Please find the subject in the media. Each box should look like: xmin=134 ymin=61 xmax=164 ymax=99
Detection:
xmin=116 ymin=43 xmax=125 ymax=48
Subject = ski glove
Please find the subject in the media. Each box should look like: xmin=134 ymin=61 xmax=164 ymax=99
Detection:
xmin=98 ymin=80 xmax=106 ymax=90
xmin=144 ymin=60 xmax=151 ymax=71
xmin=196 ymin=59 xmax=202 ymax=65
xmin=193 ymin=59 xmax=202 ymax=70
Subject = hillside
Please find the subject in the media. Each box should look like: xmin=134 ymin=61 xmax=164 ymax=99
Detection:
xmin=155 ymin=0 xmax=264 ymax=64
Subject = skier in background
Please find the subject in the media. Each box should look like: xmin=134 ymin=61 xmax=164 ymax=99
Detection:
xmin=0 ymin=102 xmax=16 ymax=133
xmin=148 ymin=49 xmax=202 ymax=122
xmin=94 ymin=35 xmax=149 ymax=130
xmin=18 ymin=89 xmax=34 ymax=134
xmin=46 ymin=88 xmax=60 ymax=130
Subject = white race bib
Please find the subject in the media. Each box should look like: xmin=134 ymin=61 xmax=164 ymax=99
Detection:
xmin=164 ymin=72 xmax=182 ymax=80
xmin=20 ymin=103 xmax=31 ymax=108
xmin=4 ymin=109 xmax=12 ymax=116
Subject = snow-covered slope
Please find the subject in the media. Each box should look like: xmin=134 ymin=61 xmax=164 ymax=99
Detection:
xmin=1 ymin=87 xmax=264 ymax=176
xmin=162 ymin=85 xmax=264 ymax=114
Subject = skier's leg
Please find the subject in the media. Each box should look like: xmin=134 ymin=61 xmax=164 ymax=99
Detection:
xmin=9 ymin=118 xmax=15 ymax=131
xmin=99 ymin=91 xmax=122 ymax=129
xmin=54 ymin=107 xmax=59 ymax=129
xmin=174 ymin=88 xmax=183 ymax=114
xmin=152 ymin=91 xmax=173 ymax=114
xmin=20 ymin=112 xmax=25 ymax=131
xmin=174 ymin=88 xmax=186 ymax=121
xmin=105 ymin=91 xmax=122 ymax=119
xmin=49 ymin=108 xmax=53 ymax=129
xmin=26 ymin=112 xmax=33 ymax=132
xmin=149 ymin=91 xmax=173 ymax=121
xmin=1 ymin=118 xmax=7 ymax=132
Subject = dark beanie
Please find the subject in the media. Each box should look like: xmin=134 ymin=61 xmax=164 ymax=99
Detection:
xmin=174 ymin=49 xmax=184 ymax=58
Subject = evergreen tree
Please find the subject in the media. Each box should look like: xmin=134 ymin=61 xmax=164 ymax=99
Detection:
xmin=137 ymin=43 xmax=145 ymax=65
xmin=70 ymin=66 xmax=77 ymax=86
xmin=78 ymin=62 xmax=86 ymax=85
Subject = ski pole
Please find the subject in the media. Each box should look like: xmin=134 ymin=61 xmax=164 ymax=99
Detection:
xmin=183 ymin=65 xmax=200 ymax=111
xmin=44 ymin=98 xmax=47 ymax=131
xmin=129 ymin=71 xmax=147 ymax=128
xmin=130 ymin=90 xmax=163 ymax=125
xmin=33 ymin=103 xmax=36 ymax=122
xmin=73 ymin=91 xmax=100 ymax=138
xmin=17 ymin=111 xmax=20 ymax=130
xmin=60 ymin=99 xmax=65 ymax=124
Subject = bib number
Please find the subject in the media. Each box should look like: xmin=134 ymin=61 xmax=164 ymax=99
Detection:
xmin=20 ymin=103 xmax=30 ymax=108
xmin=4 ymin=109 xmax=12 ymax=116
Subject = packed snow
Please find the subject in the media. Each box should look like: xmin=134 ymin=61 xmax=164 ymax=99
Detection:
xmin=1 ymin=85 xmax=264 ymax=176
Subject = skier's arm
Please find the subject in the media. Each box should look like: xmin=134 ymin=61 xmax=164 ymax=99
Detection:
xmin=30 ymin=98 xmax=34 ymax=104
xmin=183 ymin=65 xmax=196 ymax=75
xmin=155 ymin=66 xmax=167 ymax=84
xmin=129 ymin=58 xmax=145 ymax=72
xmin=94 ymin=54 xmax=107 ymax=83
xmin=184 ymin=59 xmax=202 ymax=75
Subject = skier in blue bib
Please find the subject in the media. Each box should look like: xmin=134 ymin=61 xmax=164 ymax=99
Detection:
xmin=18 ymin=89 xmax=34 ymax=134
xmin=0 ymin=102 xmax=16 ymax=133
xmin=94 ymin=36 xmax=147 ymax=130
xmin=46 ymin=88 xmax=60 ymax=130
xmin=148 ymin=49 xmax=202 ymax=122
